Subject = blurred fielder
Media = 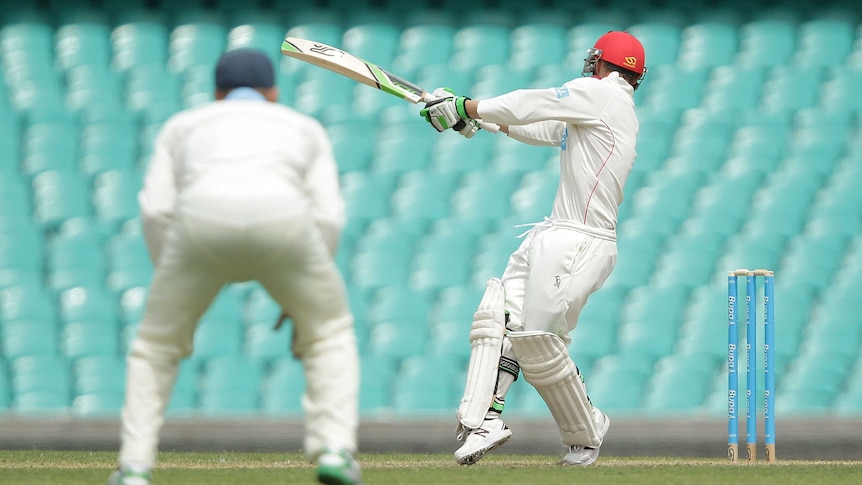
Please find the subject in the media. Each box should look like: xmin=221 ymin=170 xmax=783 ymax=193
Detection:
xmin=109 ymin=49 xmax=362 ymax=485
xmin=421 ymin=31 xmax=647 ymax=466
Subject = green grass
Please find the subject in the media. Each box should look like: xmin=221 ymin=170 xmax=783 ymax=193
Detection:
xmin=0 ymin=450 xmax=860 ymax=484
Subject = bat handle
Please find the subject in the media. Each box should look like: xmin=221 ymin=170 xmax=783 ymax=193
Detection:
xmin=422 ymin=92 xmax=500 ymax=134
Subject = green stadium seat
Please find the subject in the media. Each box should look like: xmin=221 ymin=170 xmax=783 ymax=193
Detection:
xmin=244 ymin=322 xmax=292 ymax=363
xmin=450 ymin=171 xmax=517 ymax=225
xmin=106 ymin=231 xmax=152 ymax=294
xmin=794 ymin=18 xmax=855 ymax=68
xmin=111 ymin=21 xmax=169 ymax=72
xmin=629 ymin=169 xmax=705 ymax=232
xmin=570 ymin=286 xmax=627 ymax=361
xmin=71 ymin=391 xmax=124 ymax=416
xmin=225 ymin=21 xmax=285 ymax=66
xmin=125 ymin=63 xmax=183 ymax=114
xmin=643 ymin=353 xmax=718 ymax=413
xmin=341 ymin=172 xmax=395 ymax=222
xmin=323 ymin=118 xmax=376 ymax=173
xmin=359 ymin=354 xmax=396 ymax=412
xmin=0 ymin=230 xmax=44 ymax=290
xmin=0 ymin=284 xmax=55 ymax=324
xmin=429 ymin=284 xmax=483 ymax=328
xmin=92 ymin=170 xmax=141 ymax=229
xmin=510 ymin=171 xmax=557 ymax=221
xmin=342 ymin=21 xmax=401 ymax=70
xmin=47 ymin=228 xmax=106 ymax=291
xmin=677 ymin=22 xmax=739 ymax=69
xmin=617 ymin=284 xmax=690 ymax=358
xmin=367 ymin=321 xmax=429 ymax=360
xmin=55 ymin=21 xmax=111 ymax=71
xmin=823 ymin=76 xmax=862 ymax=123
xmin=390 ymin=174 xmax=452 ymax=222
xmin=736 ymin=19 xmax=796 ymax=68
xmin=390 ymin=24 xmax=456 ymax=79
xmin=760 ymin=66 xmax=823 ymax=114
xmin=702 ymin=65 xmax=767 ymax=112
xmin=61 ymin=319 xmax=120 ymax=359
xmin=489 ymin=138 xmax=555 ymax=176
xmin=369 ymin=134 xmax=432 ymax=174
xmin=509 ymin=22 xmax=567 ymax=69
xmin=31 ymin=170 xmax=91 ymax=229
xmin=14 ymin=391 xmax=70 ymax=414
xmin=626 ymin=21 xmax=682 ymax=68
xmin=413 ymin=64 xmax=474 ymax=98
xmin=199 ymin=355 xmax=262 ymax=414
xmin=428 ymin=320 xmax=470 ymax=360
xmin=181 ymin=66 xmax=215 ymax=108
xmin=73 ymin=355 xmax=126 ymax=395
xmin=586 ymin=353 xmax=654 ymax=413
xmin=260 ymin=356 xmax=304 ymax=414
xmin=410 ymin=230 xmax=477 ymax=291
xmin=471 ymin=64 xmax=534 ymax=100
xmin=641 ymin=65 xmax=711 ymax=111
xmin=58 ymin=286 xmax=119 ymax=326
xmin=392 ymin=355 xmax=458 ymax=413
xmin=21 ymin=123 xmax=79 ymax=178
xmin=0 ymin=319 xmax=58 ymax=358
xmin=166 ymin=358 xmax=199 ymax=415
xmin=192 ymin=317 xmax=242 ymax=361
xmin=168 ymin=20 xmax=227 ymax=73
xmin=451 ymin=25 xmax=510 ymax=70
xmin=367 ymin=286 xmax=434 ymax=328
xmin=10 ymin=355 xmax=71 ymax=400
xmin=716 ymin=230 xmax=787 ymax=276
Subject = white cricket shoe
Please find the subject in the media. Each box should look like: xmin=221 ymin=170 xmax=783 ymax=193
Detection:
xmin=316 ymin=448 xmax=363 ymax=485
xmin=561 ymin=408 xmax=611 ymax=467
xmin=107 ymin=465 xmax=151 ymax=485
xmin=454 ymin=415 xmax=513 ymax=465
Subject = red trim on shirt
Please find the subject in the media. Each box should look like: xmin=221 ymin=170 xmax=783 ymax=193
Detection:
xmin=583 ymin=119 xmax=615 ymax=224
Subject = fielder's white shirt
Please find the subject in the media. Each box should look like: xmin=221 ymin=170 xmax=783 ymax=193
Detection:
xmin=139 ymin=89 xmax=344 ymax=262
xmin=477 ymin=72 xmax=639 ymax=235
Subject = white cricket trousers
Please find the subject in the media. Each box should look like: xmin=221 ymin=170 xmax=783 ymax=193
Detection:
xmin=503 ymin=220 xmax=617 ymax=340
xmin=119 ymin=207 xmax=359 ymax=468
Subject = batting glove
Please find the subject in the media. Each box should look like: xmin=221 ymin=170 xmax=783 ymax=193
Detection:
xmin=420 ymin=88 xmax=479 ymax=138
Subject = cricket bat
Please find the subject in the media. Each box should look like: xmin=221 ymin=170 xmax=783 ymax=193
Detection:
xmin=280 ymin=36 xmax=499 ymax=133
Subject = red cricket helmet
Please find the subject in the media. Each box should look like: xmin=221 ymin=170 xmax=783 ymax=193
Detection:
xmin=582 ymin=31 xmax=648 ymax=89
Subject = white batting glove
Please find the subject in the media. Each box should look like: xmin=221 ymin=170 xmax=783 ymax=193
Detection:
xmin=420 ymin=87 xmax=479 ymax=138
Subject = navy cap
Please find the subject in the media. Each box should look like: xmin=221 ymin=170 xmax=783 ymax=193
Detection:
xmin=215 ymin=49 xmax=275 ymax=90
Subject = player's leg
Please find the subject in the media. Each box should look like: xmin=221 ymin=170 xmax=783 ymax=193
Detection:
xmin=453 ymin=236 xmax=533 ymax=465
xmin=517 ymin=229 xmax=616 ymax=465
xmin=255 ymin=221 xmax=359 ymax=473
xmin=118 ymin=219 xmax=229 ymax=474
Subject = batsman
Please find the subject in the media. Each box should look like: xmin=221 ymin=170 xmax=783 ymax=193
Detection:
xmin=421 ymin=31 xmax=647 ymax=466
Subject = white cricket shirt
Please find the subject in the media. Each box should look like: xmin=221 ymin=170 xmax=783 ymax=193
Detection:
xmin=477 ymin=72 xmax=639 ymax=234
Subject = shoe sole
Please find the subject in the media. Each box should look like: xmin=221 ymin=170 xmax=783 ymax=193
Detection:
xmin=561 ymin=413 xmax=611 ymax=467
xmin=456 ymin=430 xmax=513 ymax=466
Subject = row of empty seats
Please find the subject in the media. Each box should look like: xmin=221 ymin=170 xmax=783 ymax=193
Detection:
xmin=2 ymin=3 xmax=862 ymax=417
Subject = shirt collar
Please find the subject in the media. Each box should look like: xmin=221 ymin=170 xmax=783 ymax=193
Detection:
xmin=224 ymin=87 xmax=267 ymax=101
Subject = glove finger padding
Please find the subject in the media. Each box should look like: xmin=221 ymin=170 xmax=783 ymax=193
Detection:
xmin=453 ymin=118 xmax=482 ymax=138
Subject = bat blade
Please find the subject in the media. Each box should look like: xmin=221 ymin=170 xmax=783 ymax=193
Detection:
xmin=280 ymin=37 xmax=500 ymax=133
xmin=281 ymin=37 xmax=426 ymax=104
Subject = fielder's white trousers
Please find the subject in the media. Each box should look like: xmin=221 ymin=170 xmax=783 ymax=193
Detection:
xmin=119 ymin=208 xmax=358 ymax=468
xmin=502 ymin=219 xmax=617 ymax=341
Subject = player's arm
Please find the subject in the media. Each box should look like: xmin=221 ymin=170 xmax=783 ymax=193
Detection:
xmin=138 ymin=118 xmax=180 ymax=265
xmin=305 ymin=121 xmax=345 ymax=258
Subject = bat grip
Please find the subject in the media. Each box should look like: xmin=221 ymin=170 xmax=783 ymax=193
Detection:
xmin=423 ymin=92 xmax=501 ymax=134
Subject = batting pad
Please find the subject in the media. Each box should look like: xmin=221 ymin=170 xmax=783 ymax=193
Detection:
xmin=509 ymin=331 xmax=601 ymax=447
xmin=457 ymin=278 xmax=506 ymax=430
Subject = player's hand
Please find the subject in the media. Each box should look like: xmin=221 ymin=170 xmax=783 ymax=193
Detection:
xmin=420 ymin=88 xmax=476 ymax=137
